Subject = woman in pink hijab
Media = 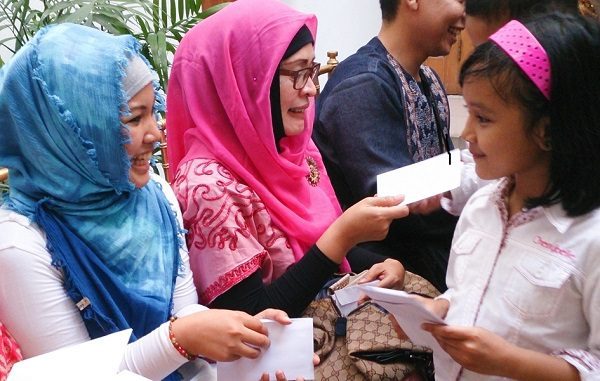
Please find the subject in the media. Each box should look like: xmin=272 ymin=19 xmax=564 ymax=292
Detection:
xmin=168 ymin=0 xmax=409 ymax=317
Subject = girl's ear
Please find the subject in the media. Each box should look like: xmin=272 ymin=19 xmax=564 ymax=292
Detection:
xmin=532 ymin=116 xmax=552 ymax=151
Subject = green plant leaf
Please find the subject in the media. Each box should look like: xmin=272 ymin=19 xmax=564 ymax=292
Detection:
xmin=160 ymin=0 xmax=167 ymax=27
xmin=1 ymin=0 xmax=228 ymax=100
xmin=177 ymin=0 xmax=183 ymax=20
xmin=1 ymin=0 xmax=229 ymax=179
xmin=152 ymin=0 xmax=159 ymax=30
xmin=199 ymin=2 xmax=228 ymax=18
xmin=94 ymin=13 xmax=130 ymax=35
xmin=40 ymin=1 xmax=76 ymax=20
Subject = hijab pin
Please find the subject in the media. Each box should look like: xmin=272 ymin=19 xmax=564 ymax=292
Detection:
xmin=306 ymin=156 xmax=320 ymax=186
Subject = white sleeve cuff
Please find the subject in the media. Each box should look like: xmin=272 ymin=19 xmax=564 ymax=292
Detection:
xmin=120 ymin=321 xmax=188 ymax=380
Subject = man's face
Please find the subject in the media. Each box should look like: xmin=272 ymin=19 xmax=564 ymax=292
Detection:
xmin=417 ymin=0 xmax=466 ymax=57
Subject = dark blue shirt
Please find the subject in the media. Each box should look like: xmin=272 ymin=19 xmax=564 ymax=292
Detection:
xmin=313 ymin=37 xmax=458 ymax=291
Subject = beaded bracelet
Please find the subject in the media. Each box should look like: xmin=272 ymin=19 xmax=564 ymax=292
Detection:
xmin=168 ymin=316 xmax=197 ymax=361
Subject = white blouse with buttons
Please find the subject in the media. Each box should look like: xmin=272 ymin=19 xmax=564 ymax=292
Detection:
xmin=435 ymin=178 xmax=600 ymax=381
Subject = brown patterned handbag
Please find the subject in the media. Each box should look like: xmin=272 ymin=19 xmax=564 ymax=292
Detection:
xmin=302 ymin=271 xmax=440 ymax=381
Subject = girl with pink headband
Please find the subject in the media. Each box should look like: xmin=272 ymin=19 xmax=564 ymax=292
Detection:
xmin=414 ymin=12 xmax=600 ymax=381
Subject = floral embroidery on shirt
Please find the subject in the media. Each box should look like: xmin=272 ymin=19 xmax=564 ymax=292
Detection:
xmin=491 ymin=178 xmax=542 ymax=251
xmin=177 ymin=159 xmax=288 ymax=252
xmin=387 ymin=53 xmax=450 ymax=163
xmin=0 ymin=323 xmax=22 ymax=381
xmin=201 ymin=251 xmax=268 ymax=305
xmin=553 ymin=349 xmax=600 ymax=372
xmin=175 ymin=159 xmax=295 ymax=305
xmin=493 ymin=177 xmax=542 ymax=245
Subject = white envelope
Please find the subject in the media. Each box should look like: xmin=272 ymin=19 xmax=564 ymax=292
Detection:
xmin=376 ymin=149 xmax=462 ymax=204
xmin=217 ymin=318 xmax=314 ymax=381
xmin=358 ymin=285 xmax=456 ymax=368
xmin=8 ymin=329 xmax=150 ymax=381
xmin=332 ymin=279 xmax=380 ymax=317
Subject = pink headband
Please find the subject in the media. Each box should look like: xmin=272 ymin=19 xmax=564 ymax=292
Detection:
xmin=489 ymin=20 xmax=551 ymax=100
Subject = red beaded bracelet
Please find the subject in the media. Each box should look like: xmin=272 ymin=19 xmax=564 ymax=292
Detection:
xmin=168 ymin=316 xmax=197 ymax=361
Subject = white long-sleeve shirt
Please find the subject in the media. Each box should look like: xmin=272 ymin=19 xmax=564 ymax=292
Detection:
xmin=435 ymin=179 xmax=600 ymax=381
xmin=0 ymin=174 xmax=210 ymax=380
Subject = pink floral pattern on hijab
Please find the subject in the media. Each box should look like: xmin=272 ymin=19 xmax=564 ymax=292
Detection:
xmin=1 ymin=322 xmax=22 ymax=380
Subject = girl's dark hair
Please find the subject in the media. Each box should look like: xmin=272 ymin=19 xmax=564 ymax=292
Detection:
xmin=466 ymin=0 xmax=579 ymax=21
xmin=380 ymin=0 xmax=400 ymax=22
xmin=460 ymin=12 xmax=600 ymax=217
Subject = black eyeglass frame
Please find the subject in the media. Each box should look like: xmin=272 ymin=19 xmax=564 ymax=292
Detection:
xmin=279 ymin=62 xmax=321 ymax=90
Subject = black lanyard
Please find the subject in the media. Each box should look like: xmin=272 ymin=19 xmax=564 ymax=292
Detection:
xmin=420 ymin=75 xmax=452 ymax=165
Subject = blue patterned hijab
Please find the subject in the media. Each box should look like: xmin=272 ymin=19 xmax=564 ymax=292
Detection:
xmin=0 ymin=24 xmax=179 ymax=343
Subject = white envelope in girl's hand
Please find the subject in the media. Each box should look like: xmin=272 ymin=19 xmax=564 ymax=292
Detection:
xmin=358 ymin=286 xmax=456 ymax=368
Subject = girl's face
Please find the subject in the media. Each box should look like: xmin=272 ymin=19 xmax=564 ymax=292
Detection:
xmin=460 ymin=76 xmax=550 ymax=182
xmin=279 ymin=43 xmax=318 ymax=137
xmin=121 ymin=83 xmax=161 ymax=188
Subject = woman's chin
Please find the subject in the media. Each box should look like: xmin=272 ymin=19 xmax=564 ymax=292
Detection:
xmin=282 ymin=116 xmax=306 ymax=136
xmin=129 ymin=171 xmax=150 ymax=188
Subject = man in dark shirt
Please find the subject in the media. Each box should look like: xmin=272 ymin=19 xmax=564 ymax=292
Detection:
xmin=313 ymin=0 xmax=465 ymax=291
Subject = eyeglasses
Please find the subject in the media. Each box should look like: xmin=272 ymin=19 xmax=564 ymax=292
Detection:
xmin=279 ymin=62 xmax=321 ymax=90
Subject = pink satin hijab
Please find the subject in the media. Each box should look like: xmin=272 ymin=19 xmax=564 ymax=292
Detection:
xmin=167 ymin=0 xmax=350 ymax=271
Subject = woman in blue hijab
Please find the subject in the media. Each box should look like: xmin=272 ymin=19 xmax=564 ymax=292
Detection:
xmin=0 ymin=23 xmax=297 ymax=380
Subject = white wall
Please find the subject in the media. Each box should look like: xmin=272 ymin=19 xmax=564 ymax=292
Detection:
xmin=280 ymin=1 xmax=382 ymax=76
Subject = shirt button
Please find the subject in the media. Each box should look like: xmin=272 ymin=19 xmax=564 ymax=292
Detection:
xmin=534 ymin=267 xmax=545 ymax=278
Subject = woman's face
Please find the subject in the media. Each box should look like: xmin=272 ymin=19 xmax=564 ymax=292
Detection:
xmin=121 ymin=83 xmax=161 ymax=188
xmin=279 ymin=43 xmax=318 ymax=137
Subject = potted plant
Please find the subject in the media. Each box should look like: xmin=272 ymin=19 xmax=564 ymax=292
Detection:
xmin=0 ymin=0 xmax=229 ymax=89
xmin=0 ymin=0 xmax=229 ymax=186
